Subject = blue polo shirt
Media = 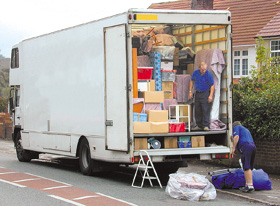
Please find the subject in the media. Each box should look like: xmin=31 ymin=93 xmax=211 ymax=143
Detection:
xmin=191 ymin=70 xmax=214 ymax=91
xmin=233 ymin=125 xmax=255 ymax=149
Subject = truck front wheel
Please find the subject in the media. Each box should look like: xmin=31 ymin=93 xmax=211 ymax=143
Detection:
xmin=15 ymin=132 xmax=32 ymax=162
xmin=78 ymin=138 xmax=93 ymax=175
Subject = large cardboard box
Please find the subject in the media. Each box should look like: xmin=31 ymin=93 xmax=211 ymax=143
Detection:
xmin=144 ymin=91 xmax=164 ymax=103
xmin=134 ymin=138 xmax=148 ymax=150
xmin=133 ymin=122 xmax=151 ymax=133
xmin=162 ymin=81 xmax=173 ymax=99
xmin=147 ymin=80 xmax=155 ymax=91
xmin=147 ymin=110 xmax=168 ymax=122
xmin=191 ymin=136 xmax=205 ymax=148
xmin=164 ymin=137 xmax=178 ymax=148
xmin=150 ymin=122 xmax=169 ymax=133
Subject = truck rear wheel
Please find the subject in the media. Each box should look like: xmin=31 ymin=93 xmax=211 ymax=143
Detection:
xmin=15 ymin=132 xmax=32 ymax=162
xmin=79 ymin=138 xmax=93 ymax=175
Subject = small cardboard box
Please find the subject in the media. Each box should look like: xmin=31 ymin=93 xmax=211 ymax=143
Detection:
xmin=147 ymin=80 xmax=155 ymax=91
xmin=191 ymin=136 xmax=205 ymax=148
xmin=162 ymin=81 xmax=173 ymax=99
xmin=144 ymin=91 xmax=164 ymax=103
xmin=161 ymin=61 xmax=174 ymax=70
xmin=134 ymin=138 xmax=148 ymax=150
xmin=173 ymin=48 xmax=179 ymax=66
xmin=147 ymin=110 xmax=168 ymax=122
xmin=187 ymin=64 xmax=194 ymax=75
xmin=164 ymin=137 xmax=178 ymax=148
xmin=133 ymin=122 xmax=151 ymax=134
xmin=150 ymin=122 xmax=169 ymax=133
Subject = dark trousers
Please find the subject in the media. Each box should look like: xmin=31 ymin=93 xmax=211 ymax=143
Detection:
xmin=195 ymin=91 xmax=212 ymax=128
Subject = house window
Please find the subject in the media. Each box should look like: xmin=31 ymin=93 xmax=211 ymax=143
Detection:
xmin=271 ymin=40 xmax=280 ymax=62
xmin=233 ymin=50 xmax=248 ymax=77
xmin=11 ymin=48 xmax=19 ymax=68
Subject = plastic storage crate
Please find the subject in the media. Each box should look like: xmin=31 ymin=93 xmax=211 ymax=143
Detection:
xmin=178 ymin=141 xmax=192 ymax=148
xmin=169 ymin=122 xmax=185 ymax=133
xmin=137 ymin=67 xmax=153 ymax=80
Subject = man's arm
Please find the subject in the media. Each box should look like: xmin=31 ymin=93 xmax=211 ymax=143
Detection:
xmin=232 ymin=135 xmax=239 ymax=156
xmin=208 ymin=85 xmax=214 ymax=102
xmin=189 ymin=80 xmax=193 ymax=99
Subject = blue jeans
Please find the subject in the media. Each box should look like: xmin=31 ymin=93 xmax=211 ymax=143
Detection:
xmin=195 ymin=91 xmax=212 ymax=128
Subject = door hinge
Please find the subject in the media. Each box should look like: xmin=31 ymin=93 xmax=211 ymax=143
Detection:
xmin=127 ymin=84 xmax=132 ymax=91
xmin=105 ymin=120 xmax=113 ymax=126
xmin=126 ymin=32 xmax=130 ymax=38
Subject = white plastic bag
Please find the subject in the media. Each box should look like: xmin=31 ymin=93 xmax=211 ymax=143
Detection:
xmin=166 ymin=172 xmax=216 ymax=201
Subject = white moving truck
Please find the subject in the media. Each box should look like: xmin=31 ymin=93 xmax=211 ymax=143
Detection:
xmin=9 ymin=9 xmax=233 ymax=176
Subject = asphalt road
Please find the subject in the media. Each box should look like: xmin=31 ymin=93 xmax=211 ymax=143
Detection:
xmin=0 ymin=139 xmax=266 ymax=206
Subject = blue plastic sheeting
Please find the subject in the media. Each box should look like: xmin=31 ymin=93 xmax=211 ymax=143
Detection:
xmin=212 ymin=169 xmax=272 ymax=190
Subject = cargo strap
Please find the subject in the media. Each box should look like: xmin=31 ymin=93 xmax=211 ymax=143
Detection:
xmin=132 ymin=150 xmax=162 ymax=188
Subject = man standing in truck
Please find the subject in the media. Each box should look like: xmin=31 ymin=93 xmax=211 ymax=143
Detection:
xmin=232 ymin=121 xmax=256 ymax=192
xmin=189 ymin=62 xmax=214 ymax=131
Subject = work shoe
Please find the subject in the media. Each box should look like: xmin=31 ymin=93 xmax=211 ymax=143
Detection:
xmin=239 ymin=186 xmax=255 ymax=193
xmin=203 ymin=127 xmax=209 ymax=131
xmin=192 ymin=126 xmax=202 ymax=131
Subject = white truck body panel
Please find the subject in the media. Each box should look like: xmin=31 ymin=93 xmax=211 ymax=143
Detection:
xmin=10 ymin=9 xmax=232 ymax=164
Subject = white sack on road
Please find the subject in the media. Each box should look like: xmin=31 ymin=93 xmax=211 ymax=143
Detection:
xmin=166 ymin=172 xmax=216 ymax=201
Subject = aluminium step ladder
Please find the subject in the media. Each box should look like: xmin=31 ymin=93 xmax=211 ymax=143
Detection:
xmin=132 ymin=150 xmax=162 ymax=188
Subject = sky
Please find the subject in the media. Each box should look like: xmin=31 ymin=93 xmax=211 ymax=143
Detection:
xmin=0 ymin=0 xmax=171 ymax=58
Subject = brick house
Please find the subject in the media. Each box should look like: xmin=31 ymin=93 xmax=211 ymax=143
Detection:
xmin=148 ymin=0 xmax=280 ymax=83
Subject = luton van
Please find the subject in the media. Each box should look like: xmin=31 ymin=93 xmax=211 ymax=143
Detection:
xmin=9 ymin=9 xmax=233 ymax=177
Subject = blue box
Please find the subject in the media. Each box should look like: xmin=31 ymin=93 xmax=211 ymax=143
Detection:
xmin=178 ymin=141 xmax=192 ymax=148
xmin=133 ymin=113 xmax=148 ymax=122
xmin=179 ymin=136 xmax=191 ymax=142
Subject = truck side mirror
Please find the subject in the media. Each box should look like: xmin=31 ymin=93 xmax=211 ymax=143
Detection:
xmin=9 ymin=97 xmax=15 ymax=112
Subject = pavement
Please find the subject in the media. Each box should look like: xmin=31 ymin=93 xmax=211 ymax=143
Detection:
xmin=1 ymin=138 xmax=280 ymax=206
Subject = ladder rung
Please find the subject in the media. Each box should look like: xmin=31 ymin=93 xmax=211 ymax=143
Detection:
xmin=138 ymin=165 xmax=153 ymax=169
xmin=144 ymin=176 xmax=157 ymax=180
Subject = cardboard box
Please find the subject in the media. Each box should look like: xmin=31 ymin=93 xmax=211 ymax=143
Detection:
xmin=173 ymin=48 xmax=179 ymax=66
xmin=144 ymin=91 xmax=164 ymax=103
xmin=150 ymin=122 xmax=169 ymax=133
xmin=137 ymin=82 xmax=148 ymax=91
xmin=161 ymin=61 xmax=174 ymax=70
xmin=164 ymin=137 xmax=178 ymax=148
xmin=133 ymin=122 xmax=151 ymax=134
xmin=191 ymin=136 xmax=205 ymax=148
xmin=147 ymin=110 xmax=168 ymax=122
xmin=147 ymin=80 xmax=155 ymax=91
xmin=162 ymin=81 xmax=173 ymax=99
xmin=187 ymin=64 xmax=194 ymax=75
xmin=134 ymin=138 xmax=148 ymax=150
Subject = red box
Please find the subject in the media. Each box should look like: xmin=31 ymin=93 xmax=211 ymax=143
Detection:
xmin=169 ymin=122 xmax=185 ymax=133
xmin=137 ymin=67 xmax=153 ymax=80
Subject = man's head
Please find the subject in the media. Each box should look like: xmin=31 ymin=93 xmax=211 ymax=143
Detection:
xmin=233 ymin=121 xmax=241 ymax=128
xmin=199 ymin=62 xmax=207 ymax=75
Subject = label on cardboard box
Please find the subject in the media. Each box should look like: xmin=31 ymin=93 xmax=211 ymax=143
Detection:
xmin=144 ymin=91 xmax=164 ymax=103
xmin=191 ymin=136 xmax=205 ymax=148
xmin=147 ymin=110 xmax=168 ymax=122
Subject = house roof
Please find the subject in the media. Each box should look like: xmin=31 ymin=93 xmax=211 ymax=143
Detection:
xmin=257 ymin=11 xmax=280 ymax=38
xmin=148 ymin=0 xmax=280 ymax=46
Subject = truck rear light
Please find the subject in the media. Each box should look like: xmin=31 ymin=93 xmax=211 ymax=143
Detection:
xmin=213 ymin=153 xmax=229 ymax=159
xmin=133 ymin=156 xmax=149 ymax=163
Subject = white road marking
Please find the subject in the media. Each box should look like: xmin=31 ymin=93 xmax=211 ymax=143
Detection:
xmin=97 ymin=192 xmax=138 ymax=206
xmin=49 ymin=195 xmax=85 ymax=206
xmin=14 ymin=178 xmax=41 ymax=182
xmin=73 ymin=195 xmax=100 ymax=200
xmin=0 ymin=179 xmax=26 ymax=188
xmin=42 ymin=185 xmax=72 ymax=190
xmin=0 ymin=172 xmax=18 ymax=175
xmin=25 ymin=173 xmax=72 ymax=186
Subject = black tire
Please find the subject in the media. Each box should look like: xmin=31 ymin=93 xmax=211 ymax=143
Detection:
xmin=15 ymin=132 xmax=32 ymax=162
xmin=78 ymin=138 xmax=93 ymax=176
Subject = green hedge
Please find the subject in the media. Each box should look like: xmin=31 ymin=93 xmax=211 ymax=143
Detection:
xmin=233 ymin=38 xmax=280 ymax=140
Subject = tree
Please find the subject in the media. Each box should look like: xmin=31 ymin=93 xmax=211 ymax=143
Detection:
xmin=233 ymin=37 xmax=280 ymax=140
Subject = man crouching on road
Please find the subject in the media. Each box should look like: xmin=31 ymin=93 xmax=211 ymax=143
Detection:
xmin=232 ymin=121 xmax=256 ymax=192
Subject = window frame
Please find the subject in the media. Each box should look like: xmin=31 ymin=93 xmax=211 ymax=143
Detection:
xmin=233 ymin=49 xmax=249 ymax=78
xmin=11 ymin=48 xmax=19 ymax=69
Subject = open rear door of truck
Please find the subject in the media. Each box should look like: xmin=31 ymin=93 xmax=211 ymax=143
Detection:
xmin=104 ymin=24 xmax=129 ymax=151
